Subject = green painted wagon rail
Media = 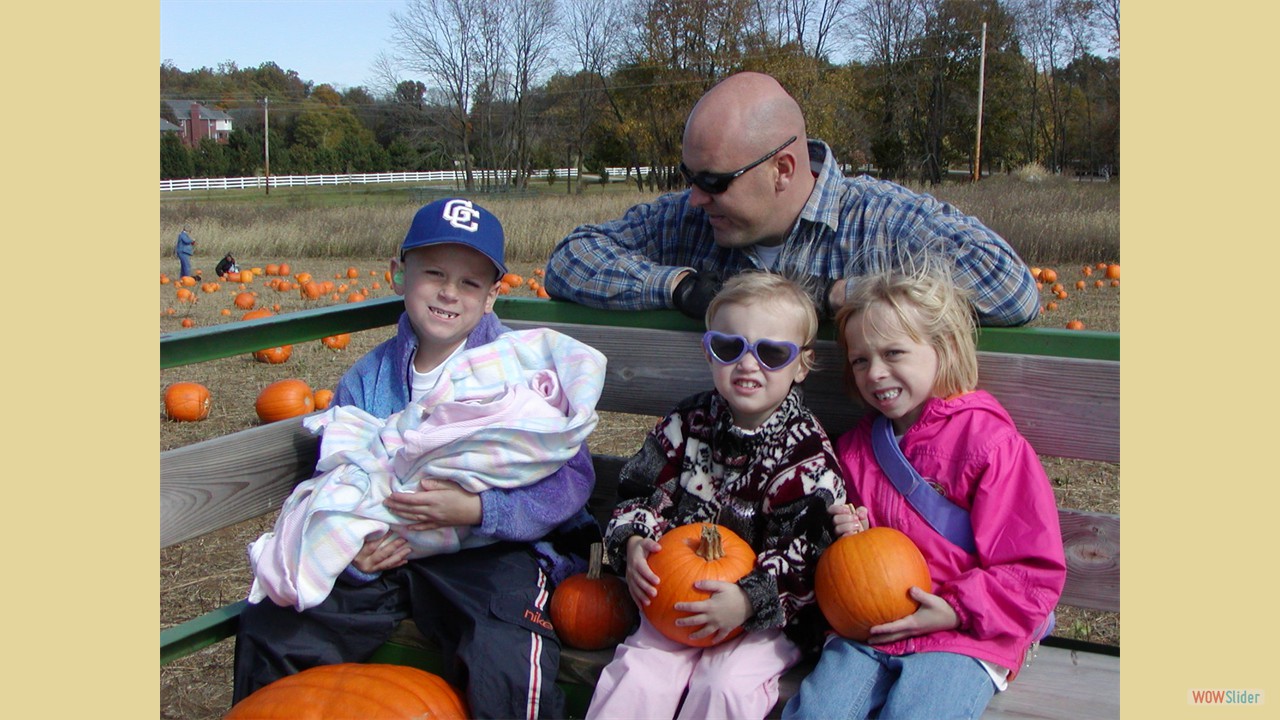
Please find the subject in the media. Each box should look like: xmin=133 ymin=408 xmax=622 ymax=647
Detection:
xmin=161 ymin=298 xmax=1119 ymax=718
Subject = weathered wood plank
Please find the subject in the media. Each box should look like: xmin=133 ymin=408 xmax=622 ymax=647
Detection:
xmin=1058 ymin=511 xmax=1120 ymax=613
xmin=508 ymin=321 xmax=1120 ymax=463
xmin=982 ymin=646 xmax=1120 ymax=719
xmin=160 ymin=417 xmax=319 ymax=548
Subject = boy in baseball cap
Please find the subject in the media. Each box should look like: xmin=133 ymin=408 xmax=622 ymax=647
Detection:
xmin=233 ymin=198 xmax=596 ymax=719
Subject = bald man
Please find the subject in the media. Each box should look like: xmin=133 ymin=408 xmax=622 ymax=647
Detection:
xmin=545 ymin=72 xmax=1039 ymax=326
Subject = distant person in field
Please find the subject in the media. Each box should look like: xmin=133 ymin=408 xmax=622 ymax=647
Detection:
xmin=782 ymin=267 xmax=1065 ymax=720
xmin=544 ymin=71 xmax=1038 ymax=326
xmin=174 ymin=225 xmax=196 ymax=280
xmin=215 ymin=253 xmax=239 ymax=277
xmin=232 ymin=198 xmax=599 ymax=720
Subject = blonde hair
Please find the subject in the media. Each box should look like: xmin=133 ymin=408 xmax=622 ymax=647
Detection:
xmin=705 ymin=271 xmax=820 ymax=373
xmin=834 ymin=270 xmax=979 ymax=401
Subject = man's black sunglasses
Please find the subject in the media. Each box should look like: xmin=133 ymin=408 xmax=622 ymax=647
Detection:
xmin=678 ymin=135 xmax=798 ymax=195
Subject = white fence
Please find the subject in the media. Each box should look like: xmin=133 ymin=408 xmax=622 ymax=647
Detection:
xmin=160 ymin=167 xmax=649 ymax=193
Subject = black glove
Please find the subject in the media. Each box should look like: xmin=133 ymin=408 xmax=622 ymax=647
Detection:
xmin=820 ymin=277 xmax=840 ymax=318
xmin=672 ymin=271 xmax=722 ymax=320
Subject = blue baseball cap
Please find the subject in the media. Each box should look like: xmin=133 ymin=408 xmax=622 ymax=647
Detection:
xmin=399 ymin=198 xmax=507 ymax=277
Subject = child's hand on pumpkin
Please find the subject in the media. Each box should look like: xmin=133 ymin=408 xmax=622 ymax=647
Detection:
xmin=624 ymin=535 xmax=663 ymax=608
xmin=830 ymin=503 xmax=870 ymax=538
xmin=352 ymin=532 xmax=411 ymax=574
xmin=866 ymin=586 xmax=958 ymax=644
xmin=673 ymin=580 xmax=751 ymax=644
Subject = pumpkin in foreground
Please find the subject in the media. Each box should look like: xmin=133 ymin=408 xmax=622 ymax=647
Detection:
xmin=550 ymin=542 xmax=637 ymax=650
xmin=223 ymin=663 xmax=467 ymax=719
xmin=643 ymin=523 xmax=755 ymax=648
xmin=815 ymin=526 xmax=932 ymax=641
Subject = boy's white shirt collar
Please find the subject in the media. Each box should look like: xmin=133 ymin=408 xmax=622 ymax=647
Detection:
xmin=409 ymin=341 xmax=468 ymax=403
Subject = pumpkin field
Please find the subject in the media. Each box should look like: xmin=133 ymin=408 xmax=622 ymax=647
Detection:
xmin=161 ymin=180 xmax=1119 ymax=719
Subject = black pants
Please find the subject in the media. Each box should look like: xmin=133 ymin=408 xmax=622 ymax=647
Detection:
xmin=232 ymin=542 xmax=565 ymax=719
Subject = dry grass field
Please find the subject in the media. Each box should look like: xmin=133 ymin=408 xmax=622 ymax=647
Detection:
xmin=160 ymin=178 xmax=1119 ymax=719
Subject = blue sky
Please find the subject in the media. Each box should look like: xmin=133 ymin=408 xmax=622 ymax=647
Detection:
xmin=160 ymin=0 xmax=406 ymax=91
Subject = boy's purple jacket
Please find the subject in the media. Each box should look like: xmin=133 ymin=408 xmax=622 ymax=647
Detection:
xmin=332 ymin=311 xmax=597 ymax=585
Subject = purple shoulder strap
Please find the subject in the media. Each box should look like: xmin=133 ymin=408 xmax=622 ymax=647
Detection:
xmin=870 ymin=415 xmax=1055 ymax=641
xmin=870 ymin=415 xmax=977 ymax=554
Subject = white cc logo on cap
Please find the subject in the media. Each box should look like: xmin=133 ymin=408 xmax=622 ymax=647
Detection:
xmin=442 ymin=199 xmax=480 ymax=232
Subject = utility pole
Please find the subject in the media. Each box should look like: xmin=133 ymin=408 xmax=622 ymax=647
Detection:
xmin=973 ymin=22 xmax=987 ymax=182
xmin=263 ymin=97 xmax=270 ymax=195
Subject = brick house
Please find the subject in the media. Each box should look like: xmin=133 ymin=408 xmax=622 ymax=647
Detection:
xmin=163 ymin=100 xmax=233 ymax=147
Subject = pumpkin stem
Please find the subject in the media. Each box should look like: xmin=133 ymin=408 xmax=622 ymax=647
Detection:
xmin=696 ymin=524 xmax=725 ymax=561
xmin=587 ymin=542 xmax=604 ymax=580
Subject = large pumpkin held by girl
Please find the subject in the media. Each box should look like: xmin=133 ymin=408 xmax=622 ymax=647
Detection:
xmin=223 ymin=663 xmax=468 ymax=719
xmin=642 ymin=523 xmax=755 ymax=648
xmin=815 ymin=526 xmax=933 ymax=641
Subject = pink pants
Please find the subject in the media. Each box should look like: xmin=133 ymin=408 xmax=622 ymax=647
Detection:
xmin=585 ymin=616 xmax=802 ymax=720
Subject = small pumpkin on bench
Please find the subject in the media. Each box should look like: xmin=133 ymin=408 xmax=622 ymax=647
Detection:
xmin=550 ymin=542 xmax=637 ymax=650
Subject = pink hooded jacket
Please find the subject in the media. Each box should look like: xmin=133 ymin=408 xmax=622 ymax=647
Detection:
xmin=835 ymin=390 xmax=1066 ymax=678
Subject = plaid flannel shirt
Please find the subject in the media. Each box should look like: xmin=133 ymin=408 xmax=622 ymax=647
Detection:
xmin=545 ymin=140 xmax=1039 ymax=326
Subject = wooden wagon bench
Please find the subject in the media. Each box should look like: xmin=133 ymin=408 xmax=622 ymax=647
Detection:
xmin=162 ymin=296 xmax=1119 ymax=719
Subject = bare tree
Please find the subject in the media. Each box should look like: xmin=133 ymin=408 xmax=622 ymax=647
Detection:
xmin=563 ymin=0 xmax=645 ymax=189
xmin=391 ymin=0 xmax=484 ymax=189
xmin=506 ymin=0 xmax=559 ymax=188
xmin=770 ymin=0 xmax=853 ymax=60
xmin=851 ymin=0 xmax=927 ymax=179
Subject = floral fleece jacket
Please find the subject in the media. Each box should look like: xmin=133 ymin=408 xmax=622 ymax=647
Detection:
xmin=604 ymin=386 xmax=846 ymax=651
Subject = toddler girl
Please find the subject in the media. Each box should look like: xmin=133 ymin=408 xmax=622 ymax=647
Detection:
xmin=587 ymin=272 xmax=846 ymax=720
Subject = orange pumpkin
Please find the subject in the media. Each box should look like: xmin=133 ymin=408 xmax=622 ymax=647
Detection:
xmin=643 ymin=523 xmax=755 ymax=647
xmin=1105 ymin=263 xmax=1120 ymax=280
xmin=225 ymin=663 xmax=468 ymax=719
xmin=234 ymin=292 xmax=257 ymax=310
xmin=163 ymin=382 xmax=211 ymax=422
xmin=1039 ymin=268 xmax=1058 ymax=283
xmin=815 ymin=527 xmax=932 ymax=641
xmin=502 ymin=272 xmax=524 ymax=287
xmin=321 ymin=334 xmax=351 ymax=350
xmin=1066 ymin=319 xmax=1085 ymax=330
xmin=313 ymin=388 xmax=335 ymax=411
xmin=242 ymin=308 xmax=273 ymax=322
xmin=550 ymin=543 xmax=637 ymax=650
xmin=255 ymin=379 xmax=315 ymax=423
xmin=181 ymin=318 xmax=195 ymax=328
xmin=253 ymin=345 xmax=293 ymax=364
xmin=347 ymin=266 xmax=360 ymax=279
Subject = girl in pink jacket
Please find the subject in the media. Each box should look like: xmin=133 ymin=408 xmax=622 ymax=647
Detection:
xmin=783 ymin=270 xmax=1066 ymax=719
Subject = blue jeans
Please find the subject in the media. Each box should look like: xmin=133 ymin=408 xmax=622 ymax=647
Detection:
xmin=782 ymin=639 xmax=995 ymax=719
xmin=178 ymin=253 xmax=193 ymax=279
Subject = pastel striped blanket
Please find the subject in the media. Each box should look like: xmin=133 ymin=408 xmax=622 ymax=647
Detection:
xmin=247 ymin=328 xmax=607 ymax=610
